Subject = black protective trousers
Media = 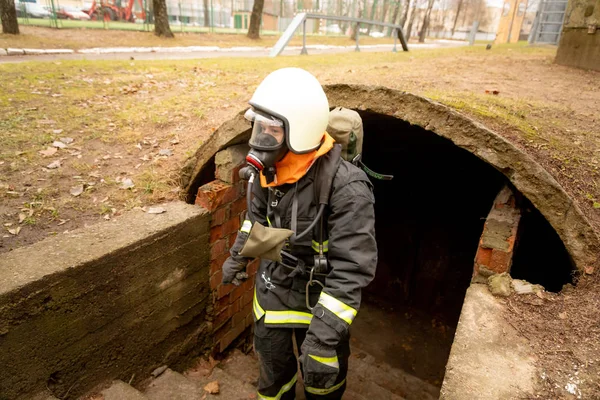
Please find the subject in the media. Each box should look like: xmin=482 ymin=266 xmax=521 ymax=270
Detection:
xmin=254 ymin=318 xmax=350 ymax=400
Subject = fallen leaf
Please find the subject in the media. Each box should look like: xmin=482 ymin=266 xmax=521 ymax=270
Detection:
xmin=203 ymin=381 xmax=219 ymax=394
xmin=8 ymin=227 xmax=21 ymax=236
xmin=120 ymin=178 xmax=135 ymax=190
xmin=18 ymin=213 xmax=26 ymax=223
xmin=103 ymin=214 xmax=111 ymax=220
xmin=170 ymin=138 xmax=180 ymax=145
xmin=39 ymin=147 xmax=58 ymax=157
xmin=47 ymin=160 xmax=61 ymax=169
xmin=52 ymin=141 xmax=67 ymax=149
xmin=159 ymin=149 xmax=172 ymax=156
xmin=135 ymin=143 xmax=143 ymax=150
xmin=70 ymin=185 xmax=84 ymax=197
xmin=584 ymin=265 xmax=594 ymax=275
xmin=53 ymin=129 xmax=64 ymax=134
xmin=61 ymin=137 xmax=74 ymax=144
xmin=147 ymin=207 xmax=166 ymax=214
xmin=57 ymin=219 xmax=70 ymax=226
xmin=485 ymin=89 xmax=500 ymax=95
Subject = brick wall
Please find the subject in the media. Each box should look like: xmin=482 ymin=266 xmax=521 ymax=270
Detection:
xmin=194 ymin=144 xmax=259 ymax=353
xmin=473 ymin=185 xmax=521 ymax=281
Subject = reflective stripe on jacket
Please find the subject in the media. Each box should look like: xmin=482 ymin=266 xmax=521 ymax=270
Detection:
xmin=250 ymin=147 xmax=377 ymax=345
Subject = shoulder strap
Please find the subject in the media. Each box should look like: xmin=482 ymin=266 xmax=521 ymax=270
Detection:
xmin=314 ymin=143 xmax=343 ymax=206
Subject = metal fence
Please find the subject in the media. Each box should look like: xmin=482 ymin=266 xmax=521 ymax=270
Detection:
xmin=15 ymin=0 xmax=498 ymax=42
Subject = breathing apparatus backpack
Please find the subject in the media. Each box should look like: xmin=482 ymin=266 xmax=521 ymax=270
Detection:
xmin=326 ymin=107 xmax=394 ymax=181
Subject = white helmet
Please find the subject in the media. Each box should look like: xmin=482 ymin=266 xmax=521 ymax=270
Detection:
xmin=248 ymin=67 xmax=330 ymax=154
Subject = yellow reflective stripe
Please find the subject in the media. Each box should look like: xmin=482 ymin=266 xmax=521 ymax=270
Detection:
xmin=308 ymin=354 xmax=339 ymax=369
xmin=311 ymin=240 xmax=329 ymax=253
xmin=264 ymin=310 xmax=313 ymax=325
xmin=305 ymin=378 xmax=346 ymax=395
xmin=266 ymin=216 xmax=272 ymax=227
xmin=240 ymin=220 xmax=252 ymax=233
xmin=253 ymin=288 xmax=265 ymax=320
xmin=318 ymin=292 xmax=357 ymax=325
xmin=257 ymin=373 xmax=297 ymax=400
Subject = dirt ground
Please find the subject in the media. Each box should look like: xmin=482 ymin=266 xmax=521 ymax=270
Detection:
xmin=1 ymin=39 xmax=599 ymax=398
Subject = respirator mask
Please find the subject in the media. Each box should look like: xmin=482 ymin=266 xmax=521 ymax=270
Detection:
xmin=241 ymin=108 xmax=289 ymax=184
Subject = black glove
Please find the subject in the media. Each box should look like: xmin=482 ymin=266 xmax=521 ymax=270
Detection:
xmin=299 ymin=336 xmax=339 ymax=389
xmin=221 ymin=231 xmax=250 ymax=286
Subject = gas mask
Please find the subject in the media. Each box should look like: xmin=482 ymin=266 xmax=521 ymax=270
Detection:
xmin=241 ymin=108 xmax=289 ymax=184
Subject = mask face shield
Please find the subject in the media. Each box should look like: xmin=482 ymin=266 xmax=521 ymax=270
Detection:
xmin=245 ymin=108 xmax=286 ymax=151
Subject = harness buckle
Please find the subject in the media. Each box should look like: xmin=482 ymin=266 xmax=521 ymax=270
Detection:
xmin=305 ymin=267 xmax=325 ymax=311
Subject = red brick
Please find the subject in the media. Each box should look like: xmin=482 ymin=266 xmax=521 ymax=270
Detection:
xmin=232 ymin=310 xmax=246 ymax=328
xmin=214 ymin=308 xmax=232 ymax=329
xmin=231 ymin=299 xmax=240 ymax=315
xmin=247 ymin=259 xmax=260 ymax=275
xmin=217 ymin=284 xmax=233 ymax=299
xmin=242 ymin=278 xmax=254 ymax=292
xmin=222 ymin=217 xmax=241 ymax=237
xmin=475 ymin=247 xmax=492 ymax=267
xmin=210 ymin=270 xmax=223 ymax=290
xmin=245 ymin=314 xmax=254 ymax=328
xmin=222 ymin=182 xmax=240 ymax=204
xmin=213 ymin=320 xmax=231 ymax=343
xmin=214 ymin=293 xmax=230 ymax=314
xmin=210 ymin=238 xmax=228 ymax=261
xmin=210 ymin=226 xmax=223 ymax=243
xmin=220 ymin=320 xmax=247 ymax=352
xmin=489 ymin=249 xmax=512 ymax=273
xmin=228 ymin=234 xmax=237 ymax=250
xmin=210 ymin=253 xmax=229 ymax=276
xmin=241 ymin=289 xmax=253 ymax=307
xmin=210 ymin=206 xmax=229 ymax=228
xmin=230 ymin=284 xmax=244 ymax=303
xmin=196 ymin=180 xmax=237 ymax=212
xmin=231 ymin=197 xmax=248 ymax=217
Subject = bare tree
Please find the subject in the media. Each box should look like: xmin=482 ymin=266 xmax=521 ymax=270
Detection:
xmin=451 ymin=0 xmax=464 ymax=35
xmin=351 ymin=0 xmax=367 ymax=39
xmin=386 ymin=0 xmax=401 ymax=36
xmin=405 ymin=1 xmax=418 ymax=40
xmin=400 ymin=0 xmax=411 ymax=27
xmin=366 ymin=0 xmax=378 ymax=34
xmin=203 ymin=0 xmax=209 ymax=27
xmin=418 ymin=0 xmax=435 ymax=42
xmin=0 ymin=0 xmax=19 ymax=34
xmin=247 ymin=0 xmax=264 ymax=39
xmin=153 ymin=0 xmax=173 ymax=37
xmin=378 ymin=0 xmax=390 ymax=31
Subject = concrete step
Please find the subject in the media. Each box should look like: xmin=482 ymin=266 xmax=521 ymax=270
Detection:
xmin=349 ymin=349 xmax=439 ymax=400
xmin=143 ymin=368 xmax=205 ymax=400
xmin=217 ymin=349 xmax=260 ymax=387
xmin=346 ymin=370 xmax=406 ymax=400
xmin=100 ymin=380 xmax=148 ymax=400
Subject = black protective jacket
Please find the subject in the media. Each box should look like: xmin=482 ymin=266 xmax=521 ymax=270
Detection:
xmin=250 ymin=147 xmax=378 ymax=348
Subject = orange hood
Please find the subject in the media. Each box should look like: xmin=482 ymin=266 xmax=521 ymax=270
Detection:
xmin=260 ymin=133 xmax=335 ymax=187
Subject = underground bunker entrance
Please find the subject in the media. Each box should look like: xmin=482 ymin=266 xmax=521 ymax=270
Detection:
xmin=348 ymin=111 xmax=576 ymax=392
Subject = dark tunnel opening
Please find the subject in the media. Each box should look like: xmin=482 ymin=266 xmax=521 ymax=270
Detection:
xmin=348 ymin=111 xmax=576 ymax=392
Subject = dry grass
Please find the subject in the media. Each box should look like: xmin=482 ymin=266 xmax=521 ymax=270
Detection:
xmin=0 ymin=43 xmax=599 ymax=254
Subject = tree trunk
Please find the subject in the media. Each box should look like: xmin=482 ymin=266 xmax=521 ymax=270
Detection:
xmin=418 ymin=0 xmax=434 ymax=42
xmin=451 ymin=0 xmax=463 ymax=36
xmin=153 ymin=0 xmax=173 ymax=37
xmin=350 ymin=0 xmax=366 ymax=40
xmin=386 ymin=0 xmax=401 ymax=36
xmin=405 ymin=3 xmax=417 ymax=41
xmin=203 ymin=0 xmax=209 ymax=27
xmin=366 ymin=0 xmax=378 ymax=34
xmin=0 ymin=0 xmax=19 ymax=34
xmin=247 ymin=0 xmax=264 ymax=39
xmin=400 ymin=0 xmax=411 ymax=28
xmin=379 ymin=0 xmax=390 ymax=31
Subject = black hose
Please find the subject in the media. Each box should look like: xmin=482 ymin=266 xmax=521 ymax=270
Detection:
xmin=294 ymin=204 xmax=325 ymax=241
xmin=246 ymin=172 xmax=256 ymax=224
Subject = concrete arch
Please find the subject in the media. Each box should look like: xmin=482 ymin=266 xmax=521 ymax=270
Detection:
xmin=181 ymin=84 xmax=600 ymax=274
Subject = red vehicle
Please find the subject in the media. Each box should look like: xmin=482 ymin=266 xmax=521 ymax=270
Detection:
xmin=84 ymin=0 xmax=145 ymax=22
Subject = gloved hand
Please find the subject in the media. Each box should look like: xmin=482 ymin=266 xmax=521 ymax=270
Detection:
xmin=222 ymin=230 xmax=250 ymax=286
xmin=299 ymin=336 xmax=339 ymax=389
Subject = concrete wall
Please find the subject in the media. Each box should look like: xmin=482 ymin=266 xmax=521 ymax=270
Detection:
xmin=555 ymin=0 xmax=600 ymax=71
xmin=0 ymin=202 xmax=211 ymax=400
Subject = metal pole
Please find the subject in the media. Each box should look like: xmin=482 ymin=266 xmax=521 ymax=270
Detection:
xmin=468 ymin=20 xmax=479 ymax=45
xmin=301 ymin=19 xmax=308 ymax=54
xmin=528 ymin=0 xmax=543 ymax=44
xmin=355 ymin=26 xmax=360 ymax=51
xmin=392 ymin=28 xmax=397 ymax=52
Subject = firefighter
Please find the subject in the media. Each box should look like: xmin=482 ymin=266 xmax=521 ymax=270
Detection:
xmin=221 ymin=67 xmax=377 ymax=400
